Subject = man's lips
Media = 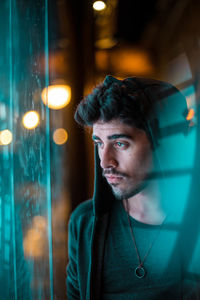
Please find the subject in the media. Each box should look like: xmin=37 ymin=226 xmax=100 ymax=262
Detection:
xmin=105 ymin=175 xmax=124 ymax=184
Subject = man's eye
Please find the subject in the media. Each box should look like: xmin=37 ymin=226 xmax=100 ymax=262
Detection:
xmin=115 ymin=142 xmax=126 ymax=148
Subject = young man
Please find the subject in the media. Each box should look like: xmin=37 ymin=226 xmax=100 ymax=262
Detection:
xmin=67 ymin=75 xmax=199 ymax=299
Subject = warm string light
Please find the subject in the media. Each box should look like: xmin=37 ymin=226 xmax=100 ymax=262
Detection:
xmin=0 ymin=129 xmax=12 ymax=145
xmin=41 ymin=85 xmax=71 ymax=110
xmin=93 ymin=1 xmax=106 ymax=11
xmin=53 ymin=128 xmax=68 ymax=145
xmin=22 ymin=111 xmax=40 ymax=129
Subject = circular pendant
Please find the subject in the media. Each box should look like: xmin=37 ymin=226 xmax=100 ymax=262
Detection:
xmin=135 ymin=266 xmax=146 ymax=278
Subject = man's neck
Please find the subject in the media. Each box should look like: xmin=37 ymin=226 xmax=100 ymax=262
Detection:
xmin=122 ymin=181 xmax=166 ymax=225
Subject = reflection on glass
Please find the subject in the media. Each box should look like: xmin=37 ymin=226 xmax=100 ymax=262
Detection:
xmin=0 ymin=0 xmax=53 ymax=299
xmin=23 ymin=216 xmax=47 ymax=258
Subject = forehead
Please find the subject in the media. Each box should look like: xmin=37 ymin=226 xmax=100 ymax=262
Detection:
xmin=92 ymin=119 xmax=141 ymax=138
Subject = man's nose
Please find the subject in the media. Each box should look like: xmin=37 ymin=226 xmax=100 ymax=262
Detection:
xmin=100 ymin=148 xmax=118 ymax=169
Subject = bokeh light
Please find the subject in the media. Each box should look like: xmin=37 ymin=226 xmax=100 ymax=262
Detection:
xmin=53 ymin=128 xmax=68 ymax=145
xmin=93 ymin=1 xmax=106 ymax=11
xmin=186 ymin=108 xmax=195 ymax=121
xmin=22 ymin=111 xmax=40 ymax=129
xmin=41 ymin=84 xmax=71 ymax=110
xmin=0 ymin=129 xmax=13 ymax=145
xmin=23 ymin=216 xmax=47 ymax=258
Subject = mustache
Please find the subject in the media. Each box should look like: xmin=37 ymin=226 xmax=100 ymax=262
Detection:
xmin=102 ymin=168 xmax=128 ymax=178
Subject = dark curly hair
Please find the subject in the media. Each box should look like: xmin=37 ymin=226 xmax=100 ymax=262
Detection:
xmin=74 ymin=75 xmax=188 ymax=147
xmin=75 ymin=75 xmax=153 ymax=126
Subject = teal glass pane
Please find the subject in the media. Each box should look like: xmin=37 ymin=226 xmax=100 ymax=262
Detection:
xmin=0 ymin=0 xmax=53 ymax=299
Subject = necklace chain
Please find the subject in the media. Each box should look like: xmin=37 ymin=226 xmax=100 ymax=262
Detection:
xmin=125 ymin=199 xmax=166 ymax=278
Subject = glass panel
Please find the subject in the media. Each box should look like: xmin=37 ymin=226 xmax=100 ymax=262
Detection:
xmin=0 ymin=0 xmax=53 ymax=299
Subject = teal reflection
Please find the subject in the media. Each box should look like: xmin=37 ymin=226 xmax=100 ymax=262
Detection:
xmin=0 ymin=208 xmax=31 ymax=299
xmin=153 ymin=81 xmax=200 ymax=291
xmin=0 ymin=0 xmax=53 ymax=298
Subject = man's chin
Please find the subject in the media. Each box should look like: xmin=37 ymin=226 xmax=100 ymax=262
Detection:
xmin=110 ymin=186 xmax=134 ymax=201
xmin=111 ymin=181 xmax=148 ymax=200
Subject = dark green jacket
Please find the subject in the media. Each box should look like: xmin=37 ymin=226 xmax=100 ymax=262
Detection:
xmin=67 ymin=148 xmax=115 ymax=300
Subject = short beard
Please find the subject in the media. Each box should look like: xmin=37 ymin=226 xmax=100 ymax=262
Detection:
xmin=110 ymin=180 xmax=148 ymax=200
xmin=103 ymin=168 xmax=151 ymax=200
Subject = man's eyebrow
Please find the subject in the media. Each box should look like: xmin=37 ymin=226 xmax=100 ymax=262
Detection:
xmin=92 ymin=134 xmax=132 ymax=141
xmin=108 ymin=134 xmax=132 ymax=140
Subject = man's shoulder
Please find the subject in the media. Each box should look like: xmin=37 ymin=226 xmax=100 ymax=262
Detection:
xmin=70 ymin=199 xmax=94 ymax=223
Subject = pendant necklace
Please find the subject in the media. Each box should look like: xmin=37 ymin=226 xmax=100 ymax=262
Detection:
xmin=125 ymin=199 xmax=166 ymax=279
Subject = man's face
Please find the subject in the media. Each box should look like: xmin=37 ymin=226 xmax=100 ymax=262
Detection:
xmin=92 ymin=119 xmax=153 ymax=200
